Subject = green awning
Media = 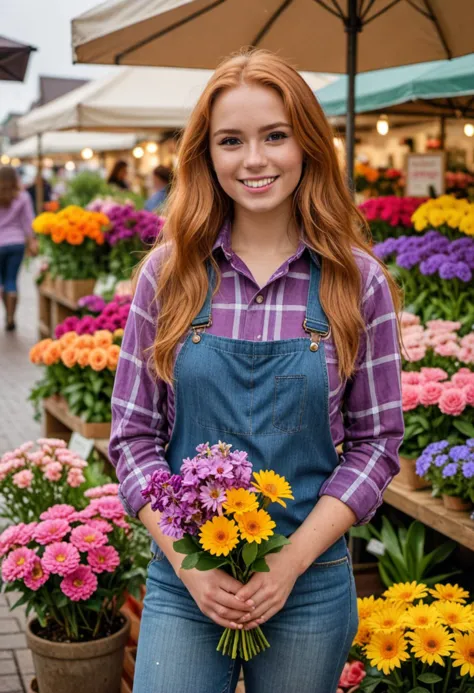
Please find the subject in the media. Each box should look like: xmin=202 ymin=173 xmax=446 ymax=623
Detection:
xmin=317 ymin=54 xmax=474 ymax=118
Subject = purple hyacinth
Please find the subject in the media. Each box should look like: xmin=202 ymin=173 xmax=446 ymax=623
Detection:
xmin=462 ymin=461 xmax=474 ymax=479
xmin=442 ymin=462 xmax=459 ymax=478
xmin=419 ymin=254 xmax=449 ymax=276
xmin=397 ymin=252 xmax=422 ymax=269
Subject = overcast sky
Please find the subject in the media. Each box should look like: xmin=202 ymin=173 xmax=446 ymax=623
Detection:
xmin=0 ymin=0 xmax=117 ymax=122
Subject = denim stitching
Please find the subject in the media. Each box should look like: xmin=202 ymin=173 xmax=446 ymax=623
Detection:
xmin=220 ymin=659 xmax=238 ymax=693
xmin=312 ymin=555 xmax=348 ymax=568
xmin=272 ymin=375 xmax=307 ymax=433
xmin=327 ymin=561 xmax=356 ymax=693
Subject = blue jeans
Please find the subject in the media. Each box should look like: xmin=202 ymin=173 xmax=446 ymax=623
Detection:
xmin=133 ymin=549 xmax=358 ymax=693
xmin=0 ymin=244 xmax=25 ymax=293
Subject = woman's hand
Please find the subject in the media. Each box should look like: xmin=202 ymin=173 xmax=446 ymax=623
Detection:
xmin=179 ymin=567 xmax=256 ymax=630
xmin=234 ymin=550 xmax=300 ymax=630
xmin=26 ymin=237 xmax=38 ymax=257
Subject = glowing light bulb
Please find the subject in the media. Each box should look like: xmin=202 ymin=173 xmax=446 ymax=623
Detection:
xmin=81 ymin=147 xmax=94 ymax=160
xmin=376 ymin=116 xmax=389 ymax=136
xmin=133 ymin=146 xmax=145 ymax=159
xmin=464 ymin=123 xmax=474 ymax=137
xmin=65 ymin=160 xmax=76 ymax=171
xmin=146 ymin=142 xmax=158 ymax=154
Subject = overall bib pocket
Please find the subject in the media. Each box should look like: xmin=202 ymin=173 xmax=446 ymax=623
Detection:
xmin=272 ymin=375 xmax=308 ymax=433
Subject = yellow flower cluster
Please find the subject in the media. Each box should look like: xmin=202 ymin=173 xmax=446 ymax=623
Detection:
xmin=356 ymin=582 xmax=474 ymax=677
xmin=199 ymin=471 xmax=293 ymax=556
xmin=29 ymin=330 xmax=122 ymax=372
xmin=411 ymin=195 xmax=474 ymax=235
xmin=32 ymin=205 xmax=109 ymax=246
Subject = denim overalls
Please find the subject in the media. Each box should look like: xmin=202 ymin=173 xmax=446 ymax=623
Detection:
xmin=134 ymin=252 xmax=358 ymax=693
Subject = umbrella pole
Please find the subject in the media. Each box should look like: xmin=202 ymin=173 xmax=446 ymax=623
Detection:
xmin=35 ymin=133 xmax=44 ymax=214
xmin=345 ymin=0 xmax=360 ymax=195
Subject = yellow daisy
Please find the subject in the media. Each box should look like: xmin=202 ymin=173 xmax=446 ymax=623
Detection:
xmin=223 ymin=488 xmax=259 ymax=516
xmin=365 ymin=630 xmax=410 ymax=675
xmin=237 ymin=509 xmax=276 ymax=544
xmin=435 ymin=601 xmax=474 ymax=632
xmin=251 ymin=470 xmax=294 ymax=507
xmin=358 ymin=596 xmax=383 ymax=620
xmin=199 ymin=516 xmax=239 ymax=557
xmin=428 ymin=584 xmax=470 ymax=604
xmin=407 ymin=625 xmax=454 ymax=665
xmin=383 ymin=581 xmax=428 ymax=605
xmin=451 ymin=632 xmax=474 ymax=677
xmin=402 ymin=603 xmax=440 ymax=630
xmin=353 ymin=621 xmax=372 ymax=647
xmin=367 ymin=605 xmax=407 ymax=633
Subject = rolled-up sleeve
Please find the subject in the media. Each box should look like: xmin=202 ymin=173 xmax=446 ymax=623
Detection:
xmin=319 ymin=260 xmax=404 ymax=525
xmin=109 ymin=251 xmax=170 ymax=517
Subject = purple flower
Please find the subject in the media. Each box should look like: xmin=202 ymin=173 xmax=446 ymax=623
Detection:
xmin=159 ymin=508 xmax=184 ymax=539
xmin=467 ymin=439 xmax=474 ymax=449
xmin=442 ymin=462 xmax=459 ymax=478
xmin=462 ymin=461 xmax=474 ymax=479
xmin=416 ymin=455 xmax=431 ymax=477
xmin=397 ymin=252 xmax=422 ymax=269
xmin=210 ymin=458 xmax=234 ymax=480
xmin=454 ymin=262 xmax=472 ymax=283
xmin=424 ymin=441 xmax=449 ymax=455
xmin=199 ymin=483 xmax=226 ymax=511
xmin=439 ymin=262 xmax=459 ymax=280
xmin=419 ymin=254 xmax=449 ymax=275
xmin=434 ymin=454 xmax=449 ymax=468
xmin=449 ymin=445 xmax=470 ymax=462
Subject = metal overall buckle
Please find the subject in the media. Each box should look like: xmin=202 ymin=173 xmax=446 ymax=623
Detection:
xmin=303 ymin=319 xmax=331 ymax=352
xmin=191 ymin=317 xmax=213 ymax=344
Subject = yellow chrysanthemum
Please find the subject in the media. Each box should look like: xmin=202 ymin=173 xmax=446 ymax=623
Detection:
xmin=353 ymin=620 xmax=372 ymax=647
xmin=384 ymin=581 xmax=428 ymax=605
xmin=402 ymin=603 xmax=440 ymax=630
xmin=435 ymin=601 xmax=474 ymax=632
xmin=367 ymin=605 xmax=407 ymax=633
xmin=237 ymin=509 xmax=275 ymax=544
xmin=358 ymin=596 xmax=383 ymax=620
xmin=407 ymin=625 xmax=454 ymax=665
xmin=223 ymin=488 xmax=259 ymax=516
xmin=251 ymin=470 xmax=293 ymax=507
xmin=365 ymin=630 xmax=410 ymax=675
xmin=199 ymin=516 xmax=239 ymax=557
xmin=451 ymin=632 xmax=474 ymax=677
xmin=428 ymin=584 xmax=469 ymax=604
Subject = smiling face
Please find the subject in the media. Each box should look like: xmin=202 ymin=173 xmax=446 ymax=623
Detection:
xmin=209 ymin=83 xmax=304 ymax=217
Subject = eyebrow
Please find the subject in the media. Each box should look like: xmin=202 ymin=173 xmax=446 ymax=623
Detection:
xmin=212 ymin=122 xmax=292 ymax=138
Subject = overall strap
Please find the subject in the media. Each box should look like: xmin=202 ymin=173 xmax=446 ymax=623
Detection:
xmin=303 ymin=251 xmax=331 ymax=350
xmin=191 ymin=261 xmax=214 ymax=329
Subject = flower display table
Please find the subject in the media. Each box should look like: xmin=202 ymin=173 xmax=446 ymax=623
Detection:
xmin=43 ymin=396 xmax=111 ymax=453
xmin=38 ymin=280 xmax=92 ymax=339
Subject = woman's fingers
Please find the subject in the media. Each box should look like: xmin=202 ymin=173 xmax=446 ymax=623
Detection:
xmin=215 ymin=588 xmax=255 ymax=614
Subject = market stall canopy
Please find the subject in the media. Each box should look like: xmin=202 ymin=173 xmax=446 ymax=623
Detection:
xmin=317 ymin=53 xmax=474 ymax=118
xmin=5 ymin=131 xmax=138 ymax=159
xmin=0 ymin=35 xmax=36 ymax=82
xmin=17 ymin=65 xmax=332 ymax=138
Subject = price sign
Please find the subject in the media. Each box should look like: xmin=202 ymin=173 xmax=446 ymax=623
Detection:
xmin=68 ymin=432 xmax=94 ymax=460
xmin=366 ymin=538 xmax=386 ymax=557
xmin=405 ymin=153 xmax=445 ymax=197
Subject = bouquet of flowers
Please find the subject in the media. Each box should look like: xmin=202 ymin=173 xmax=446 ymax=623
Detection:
xmin=415 ymin=439 xmax=474 ymax=503
xmin=32 ymin=206 xmax=110 ymax=280
xmin=374 ymin=231 xmax=474 ymax=329
xmin=351 ymin=582 xmax=474 ymax=692
xmin=142 ymin=441 xmax=294 ymax=660
xmin=411 ymin=195 xmax=474 ymax=238
xmin=401 ymin=368 xmax=474 ymax=457
xmin=401 ymin=313 xmax=474 ymax=373
xmin=29 ymin=330 xmax=121 ymax=422
xmin=359 ymin=197 xmax=425 ymax=242
xmin=54 ymin=295 xmax=131 ymax=338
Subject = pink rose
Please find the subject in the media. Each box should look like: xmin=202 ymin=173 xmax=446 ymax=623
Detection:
xmin=339 ymin=661 xmax=366 ymax=688
xmin=402 ymin=384 xmax=420 ymax=411
xmin=435 ymin=342 xmax=460 ymax=358
xmin=452 ymin=372 xmax=474 ymax=388
xmin=400 ymin=312 xmax=420 ymax=327
xmin=402 ymin=371 xmax=423 ymax=385
xmin=463 ymin=382 xmax=474 ymax=406
xmin=438 ymin=388 xmax=467 ymax=416
xmin=12 ymin=469 xmax=33 ymax=489
xmin=420 ymin=367 xmax=448 ymax=383
xmin=403 ymin=346 xmax=426 ymax=362
xmin=419 ymin=382 xmax=443 ymax=406
xmin=43 ymin=462 xmax=63 ymax=482
xmin=426 ymin=319 xmax=462 ymax=331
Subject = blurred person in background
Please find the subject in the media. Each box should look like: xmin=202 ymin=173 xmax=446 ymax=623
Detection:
xmin=27 ymin=173 xmax=52 ymax=214
xmin=145 ymin=165 xmax=172 ymax=212
xmin=0 ymin=166 xmax=36 ymax=331
xmin=107 ymin=159 xmax=129 ymax=190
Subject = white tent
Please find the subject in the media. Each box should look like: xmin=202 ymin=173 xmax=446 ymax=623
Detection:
xmin=5 ymin=131 xmax=137 ymax=159
xmin=17 ymin=66 xmax=334 ymax=138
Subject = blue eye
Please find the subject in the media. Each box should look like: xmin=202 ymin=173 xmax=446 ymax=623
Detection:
xmin=219 ymin=137 xmax=241 ymax=146
xmin=267 ymin=132 xmax=287 ymax=141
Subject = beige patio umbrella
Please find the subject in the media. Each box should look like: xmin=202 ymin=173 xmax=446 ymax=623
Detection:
xmin=72 ymin=0 xmax=474 ymax=186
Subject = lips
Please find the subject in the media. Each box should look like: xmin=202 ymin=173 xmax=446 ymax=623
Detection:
xmin=240 ymin=176 xmax=278 ymax=189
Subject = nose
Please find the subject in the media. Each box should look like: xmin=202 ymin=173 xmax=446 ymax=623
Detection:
xmin=243 ymin=142 xmax=267 ymax=170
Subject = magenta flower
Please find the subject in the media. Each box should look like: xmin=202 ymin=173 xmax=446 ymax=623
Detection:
xmin=88 ymin=545 xmax=120 ymax=573
xmin=1 ymin=547 xmax=37 ymax=581
xmin=84 ymin=483 xmax=119 ymax=499
xmin=88 ymin=496 xmax=124 ymax=521
xmin=60 ymin=565 xmax=98 ymax=601
xmin=86 ymin=519 xmax=113 ymax=534
xmin=40 ymin=504 xmax=76 ymax=521
xmin=0 ymin=523 xmax=35 ymax=555
xmin=34 ymin=519 xmax=70 ymax=545
xmin=42 ymin=542 xmax=80 ymax=576
xmin=24 ymin=559 xmax=50 ymax=590
xmin=70 ymin=525 xmax=108 ymax=552
xmin=66 ymin=468 xmax=86 ymax=488
xmin=199 ymin=483 xmax=226 ymax=512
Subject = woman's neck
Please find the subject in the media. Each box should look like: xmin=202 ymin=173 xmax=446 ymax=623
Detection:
xmin=231 ymin=203 xmax=299 ymax=256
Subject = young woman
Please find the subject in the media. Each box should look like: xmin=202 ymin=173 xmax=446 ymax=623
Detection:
xmin=107 ymin=159 xmax=129 ymax=190
xmin=110 ymin=49 xmax=404 ymax=693
xmin=0 ymin=166 xmax=35 ymax=331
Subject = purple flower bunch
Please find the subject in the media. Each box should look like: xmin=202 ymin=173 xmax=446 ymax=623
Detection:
xmin=89 ymin=201 xmax=165 ymax=246
xmin=142 ymin=442 xmax=253 ymax=539
xmin=415 ymin=439 xmax=474 ymax=500
xmin=55 ymin=295 xmax=131 ymax=338
xmin=77 ymin=295 xmax=107 ymax=315
xmin=374 ymin=231 xmax=474 ymax=283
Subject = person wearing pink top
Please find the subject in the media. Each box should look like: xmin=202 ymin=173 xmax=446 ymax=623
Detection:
xmin=0 ymin=166 xmax=35 ymax=330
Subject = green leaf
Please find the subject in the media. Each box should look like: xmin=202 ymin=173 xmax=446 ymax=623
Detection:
xmin=251 ymin=557 xmax=270 ymax=572
xmin=349 ymin=525 xmax=372 ymax=541
xmin=11 ymin=593 xmax=30 ymax=609
xmin=84 ymin=392 xmax=95 ymax=409
xmin=84 ymin=598 xmax=103 ymax=612
xmin=380 ymin=517 xmax=406 ymax=576
xmin=405 ymin=521 xmax=425 ymax=581
xmin=378 ymin=562 xmax=395 ymax=588
xmin=173 ymin=536 xmax=201 ymax=555
xmin=181 ymin=552 xmax=201 ymax=570
xmin=453 ymin=420 xmax=474 ymax=437
xmin=417 ymin=673 xmax=442 ymax=684
xmin=423 ymin=570 xmax=462 ymax=586
xmin=257 ymin=534 xmax=291 ymax=557
xmin=358 ymin=677 xmax=385 ymax=693
xmin=55 ymin=594 xmax=69 ymax=609
xmin=242 ymin=542 xmax=258 ymax=567
xmin=420 ymin=541 xmax=456 ymax=575
xmin=407 ymin=688 xmax=430 ymax=693
xmin=194 ymin=555 xmax=228 ymax=571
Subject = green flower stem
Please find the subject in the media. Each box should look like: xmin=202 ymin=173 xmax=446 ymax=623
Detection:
xmin=232 ymin=629 xmax=239 ymax=659
xmin=392 ymin=669 xmax=403 ymax=688
xmin=412 ymin=657 xmax=417 ymax=687
xmin=241 ymin=630 xmax=249 ymax=661
xmin=459 ymin=677 xmax=467 ymax=692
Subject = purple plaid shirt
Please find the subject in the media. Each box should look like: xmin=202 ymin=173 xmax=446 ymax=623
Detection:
xmin=110 ymin=223 xmax=403 ymax=524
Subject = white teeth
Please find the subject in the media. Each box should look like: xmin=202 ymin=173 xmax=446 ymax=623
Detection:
xmin=242 ymin=177 xmax=277 ymax=188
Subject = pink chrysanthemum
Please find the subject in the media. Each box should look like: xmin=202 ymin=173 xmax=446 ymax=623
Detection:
xmin=24 ymin=559 xmax=50 ymax=590
xmin=40 ymin=504 xmax=76 ymax=521
xmin=88 ymin=497 xmax=124 ymax=521
xmin=43 ymin=462 xmax=63 ymax=482
xmin=42 ymin=542 xmax=80 ymax=576
xmin=37 ymin=438 xmax=67 ymax=449
xmin=1 ymin=547 xmax=37 ymax=582
xmin=70 ymin=525 xmax=107 ymax=552
xmin=84 ymin=483 xmax=119 ymax=499
xmin=88 ymin=545 xmax=120 ymax=574
xmin=34 ymin=519 xmax=70 ymax=545
xmin=112 ymin=517 xmax=130 ymax=530
xmin=60 ymin=565 xmax=98 ymax=601
xmin=86 ymin=519 xmax=113 ymax=534
xmin=12 ymin=469 xmax=33 ymax=489
xmin=72 ymin=507 xmax=96 ymax=522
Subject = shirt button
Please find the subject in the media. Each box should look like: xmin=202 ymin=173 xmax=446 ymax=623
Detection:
xmin=256 ymin=335 xmax=262 ymax=340
xmin=256 ymin=295 xmax=264 ymax=303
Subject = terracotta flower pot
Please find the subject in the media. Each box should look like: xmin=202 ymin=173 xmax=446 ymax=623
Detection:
xmin=26 ymin=615 xmax=130 ymax=693
xmin=396 ymin=455 xmax=430 ymax=491
xmin=442 ymin=495 xmax=473 ymax=512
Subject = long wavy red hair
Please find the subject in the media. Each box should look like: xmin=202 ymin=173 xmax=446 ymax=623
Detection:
xmin=147 ymin=49 xmax=402 ymax=384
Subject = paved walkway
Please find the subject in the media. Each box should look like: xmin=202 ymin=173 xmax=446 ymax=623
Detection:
xmin=0 ymin=265 xmax=40 ymax=691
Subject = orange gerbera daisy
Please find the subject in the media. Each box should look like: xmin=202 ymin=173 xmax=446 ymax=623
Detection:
xmin=88 ymin=347 xmax=108 ymax=371
xmin=107 ymin=345 xmax=120 ymax=370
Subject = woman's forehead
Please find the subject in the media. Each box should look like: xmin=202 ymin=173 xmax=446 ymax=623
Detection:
xmin=211 ymin=84 xmax=288 ymax=129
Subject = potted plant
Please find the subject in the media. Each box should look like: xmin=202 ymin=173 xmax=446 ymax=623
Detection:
xmin=415 ymin=439 xmax=474 ymax=511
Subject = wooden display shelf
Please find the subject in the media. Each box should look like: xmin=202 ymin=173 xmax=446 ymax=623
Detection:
xmin=38 ymin=285 xmax=79 ymax=339
xmin=384 ymin=480 xmax=474 ymax=552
